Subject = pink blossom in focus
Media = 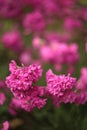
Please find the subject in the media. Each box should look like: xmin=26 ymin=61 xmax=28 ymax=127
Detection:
xmin=46 ymin=69 xmax=76 ymax=106
xmin=6 ymin=60 xmax=43 ymax=99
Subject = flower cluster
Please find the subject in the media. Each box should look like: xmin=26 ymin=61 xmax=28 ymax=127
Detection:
xmin=32 ymin=40 xmax=79 ymax=73
xmin=6 ymin=60 xmax=46 ymax=111
xmin=2 ymin=31 xmax=24 ymax=53
xmin=46 ymin=69 xmax=76 ymax=106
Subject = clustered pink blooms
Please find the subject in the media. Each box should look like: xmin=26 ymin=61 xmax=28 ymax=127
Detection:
xmin=6 ymin=60 xmax=46 ymax=111
xmin=5 ymin=60 xmax=82 ymax=111
xmin=33 ymin=40 xmax=79 ymax=72
xmin=46 ymin=69 xmax=76 ymax=106
xmin=6 ymin=60 xmax=43 ymax=98
xmin=5 ymin=60 xmax=87 ymax=111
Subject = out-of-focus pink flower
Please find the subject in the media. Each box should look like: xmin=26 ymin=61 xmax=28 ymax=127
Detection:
xmin=0 ymin=92 xmax=6 ymax=105
xmin=32 ymin=37 xmax=45 ymax=49
xmin=0 ymin=0 xmax=24 ymax=18
xmin=64 ymin=17 xmax=82 ymax=32
xmin=39 ymin=41 xmax=79 ymax=72
xmin=75 ymin=92 xmax=87 ymax=105
xmin=1 ymin=121 xmax=9 ymax=130
xmin=46 ymin=69 xmax=76 ymax=106
xmin=9 ymin=97 xmax=22 ymax=115
xmin=2 ymin=31 xmax=24 ymax=53
xmin=76 ymin=68 xmax=87 ymax=90
xmin=20 ymin=50 xmax=32 ymax=65
xmin=23 ymin=11 xmax=46 ymax=33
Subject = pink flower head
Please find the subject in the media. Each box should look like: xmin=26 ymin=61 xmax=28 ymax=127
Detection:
xmin=23 ymin=11 xmax=46 ymax=33
xmin=1 ymin=121 xmax=9 ymax=130
xmin=39 ymin=42 xmax=79 ymax=72
xmin=0 ymin=92 xmax=6 ymax=105
xmin=6 ymin=60 xmax=43 ymax=98
xmin=46 ymin=69 xmax=76 ymax=106
xmin=64 ymin=43 xmax=79 ymax=65
xmin=2 ymin=31 xmax=23 ymax=53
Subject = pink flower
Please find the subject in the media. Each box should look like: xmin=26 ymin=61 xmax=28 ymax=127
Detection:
xmin=0 ymin=92 xmax=6 ymax=105
xmin=1 ymin=121 xmax=9 ymax=130
xmin=76 ymin=68 xmax=87 ymax=91
xmin=39 ymin=42 xmax=79 ymax=72
xmin=46 ymin=69 xmax=76 ymax=106
xmin=23 ymin=11 xmax=46 ymax=33
xmin=64 ymin=17 xmax=82 ymax=32
xmin=6 ymin=60 xmax=43 ymax=99
xmin=2 ymin=31 xmax=24 ymax=53
xmin=19 ymin=50 xmax=32 ymax=65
